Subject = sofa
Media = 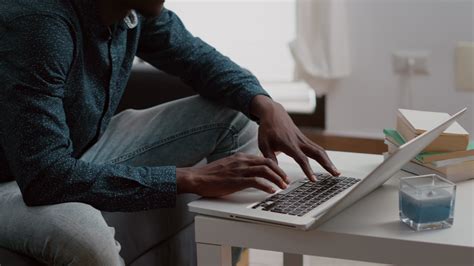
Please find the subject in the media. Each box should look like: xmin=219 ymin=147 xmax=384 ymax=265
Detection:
xmin=0 ymin=67 xmax=202 ymax=265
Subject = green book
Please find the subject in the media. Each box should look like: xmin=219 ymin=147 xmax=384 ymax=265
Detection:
xmin=383 ymin=128 xmax=474 ymax=163
xmin=383 ymin=129 xmax=406 ymax=145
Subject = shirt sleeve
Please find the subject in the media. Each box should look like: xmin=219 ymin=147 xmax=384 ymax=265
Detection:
xmin=0 ymin=15 xmax=176 ymax=211
xmin=136 ymin=8 xmax=270 ymax=118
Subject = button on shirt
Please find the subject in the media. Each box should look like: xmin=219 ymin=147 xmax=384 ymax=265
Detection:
xmin=0 ymin=0 xmax=269 ymax=211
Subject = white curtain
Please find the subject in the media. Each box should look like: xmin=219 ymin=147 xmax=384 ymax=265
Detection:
xmin=290 ymin=0 xmax=351 ymax=81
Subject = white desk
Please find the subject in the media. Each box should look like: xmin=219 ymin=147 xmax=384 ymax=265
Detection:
xmin=192 ymin=151 xmax=474 ymax=266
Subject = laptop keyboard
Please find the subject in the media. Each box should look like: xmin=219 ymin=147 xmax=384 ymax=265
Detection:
xmin=251 ymin=174 xmax=360 ymax=217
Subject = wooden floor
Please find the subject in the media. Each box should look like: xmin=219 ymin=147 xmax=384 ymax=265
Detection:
xmin=236 ymin=249 xmax=392 ymax=266
xmin=246 ymin=249 xmax=391 ymax=266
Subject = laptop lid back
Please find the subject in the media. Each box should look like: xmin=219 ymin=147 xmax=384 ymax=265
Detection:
xmin=312 ymin=108 xmax=467 ymax=227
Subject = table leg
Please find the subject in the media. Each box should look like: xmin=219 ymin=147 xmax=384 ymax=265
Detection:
xmin=283 ymin=253 xmax=303 ymax=266
xmin=196 ymin=242 xmax=232 ymax=266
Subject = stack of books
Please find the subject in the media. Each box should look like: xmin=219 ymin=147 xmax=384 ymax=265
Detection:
xmin=384 ymin=109 xmax=474 ymax=183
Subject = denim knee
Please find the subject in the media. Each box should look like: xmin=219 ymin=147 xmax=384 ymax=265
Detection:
xmin=41 ymin=203 xmax=124 ymax=266
xmin=232 ymin=111 xmax=259 ymax=154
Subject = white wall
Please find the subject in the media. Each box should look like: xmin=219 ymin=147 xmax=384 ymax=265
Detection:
xmin=326 ymin=0 xmax=474 ymax=139
xmin=166 ymin=0 xmax=296 ymax=81
xmin=166 ymin=0 xmax=474 ymax=139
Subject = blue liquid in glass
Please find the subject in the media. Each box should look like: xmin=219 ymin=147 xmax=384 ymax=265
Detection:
xmin=400 ymin=189 xmax=452 ymax=224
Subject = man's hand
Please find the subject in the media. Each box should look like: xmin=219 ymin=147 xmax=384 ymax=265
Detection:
xmin=176 ymin=153 xmax=290 ymax=197
xmin=250 ymin=95 xmax=340 ymax=181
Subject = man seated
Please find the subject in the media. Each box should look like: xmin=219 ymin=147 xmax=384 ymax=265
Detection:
xmin=0 ymin=0 xmax=340 ymax=265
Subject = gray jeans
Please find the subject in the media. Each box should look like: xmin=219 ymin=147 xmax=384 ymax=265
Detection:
xmin=0 ymin=96 xmax=258 ymax=265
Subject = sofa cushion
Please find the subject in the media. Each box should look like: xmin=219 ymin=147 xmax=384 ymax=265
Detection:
xmin=0 ymin=247 xmax=43 ymax=266
xmin=102 ymin=193 xmax=199 ymax=264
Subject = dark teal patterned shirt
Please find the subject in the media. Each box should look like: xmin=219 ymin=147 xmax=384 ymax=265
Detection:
xmin=0 ymin=0 xmax=269 ymax=211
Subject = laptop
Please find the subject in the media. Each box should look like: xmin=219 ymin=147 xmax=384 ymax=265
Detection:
xmin=188 ymin=108 xmax=467 ymax=230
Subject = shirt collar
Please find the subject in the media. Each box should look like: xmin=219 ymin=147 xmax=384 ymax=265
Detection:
xmin=124 ymin=10 xmax=138 ymax=29
xmin=71 ymin=0 xmax=138 ymax=41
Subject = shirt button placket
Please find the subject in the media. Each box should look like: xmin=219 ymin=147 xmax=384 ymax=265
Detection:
xmin=99 ymin=33 xmax=116 ymax=136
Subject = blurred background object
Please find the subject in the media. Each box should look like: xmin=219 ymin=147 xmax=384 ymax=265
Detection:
xmin=131 ymin=0 xmax=474 ymax=152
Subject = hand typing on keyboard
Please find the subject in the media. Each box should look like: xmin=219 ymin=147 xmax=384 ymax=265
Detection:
xmin=249 ymin=95 xmax=341 ymax=181
xmin=177 ymin=152 xmax=290 ymax=197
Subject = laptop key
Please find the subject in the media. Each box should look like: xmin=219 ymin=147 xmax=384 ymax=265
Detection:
xmin=256 ymin=176 xmax=361 ymax=216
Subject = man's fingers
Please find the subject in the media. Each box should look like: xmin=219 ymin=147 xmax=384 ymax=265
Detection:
xmin=301 ymin=144 xmax=340 ymax=176
xmin=232 ymin=152 xmax=290 ymax=184
xmin=243 ymin=177 xmax=276 ymax=194
xmin=263 ymin=158 xmax=290 ymax=184
xmin=254 ymin=156 xmax=289 ymax=184
xmin=245 ymin=166 xmax=287 ymax=189
xmin=287 ymin=147 xmax=316 ymax=181
xmin=257 ymin=143 xmax=290 ymax=183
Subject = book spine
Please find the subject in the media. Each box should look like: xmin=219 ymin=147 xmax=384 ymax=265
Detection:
xmin=401 ymin=162 xmax=445 ymax=177
xmin=430 ymin=156 xmax=474 ymax=168
xmin=401 ymin=161 xmax=473 ymax=183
